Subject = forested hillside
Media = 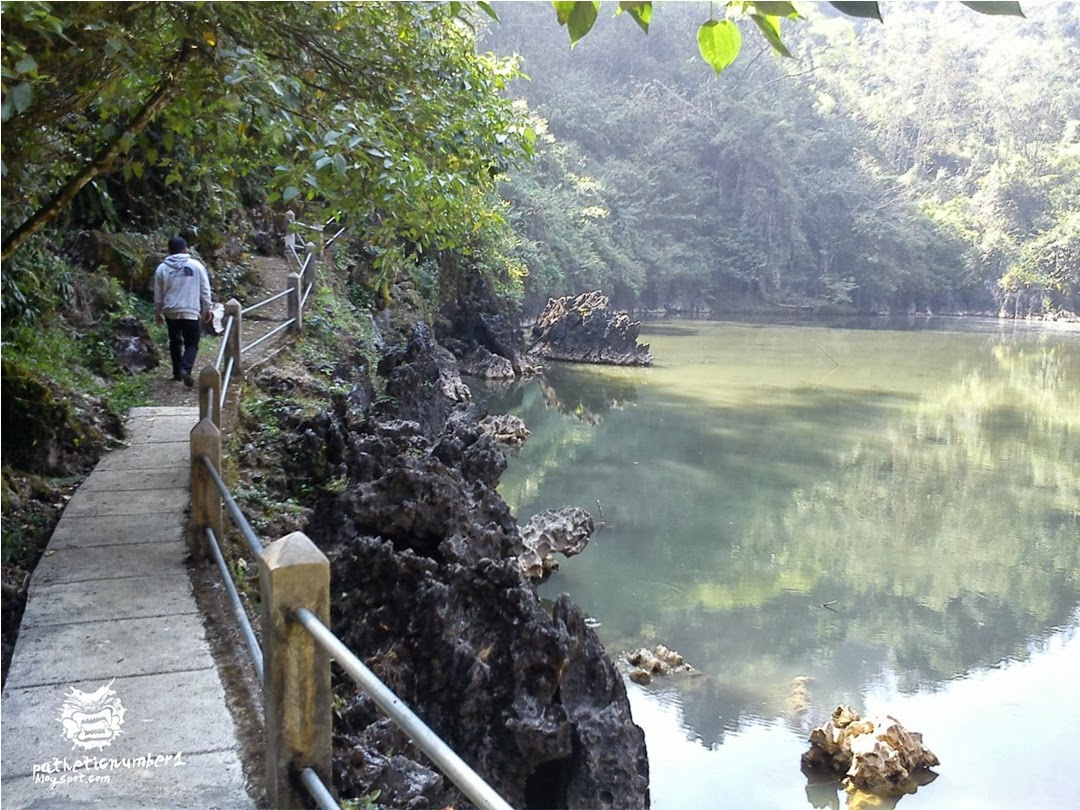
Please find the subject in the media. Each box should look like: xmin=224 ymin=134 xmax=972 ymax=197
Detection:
xmin=483 ymin=1 xmax=1080 ymax=316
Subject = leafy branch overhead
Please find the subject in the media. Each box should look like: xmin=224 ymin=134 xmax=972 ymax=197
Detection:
xmin=1 ymin=1 xmax=535 ymax=264
xmin=549 ymin=1 xmax=1025 ymax=73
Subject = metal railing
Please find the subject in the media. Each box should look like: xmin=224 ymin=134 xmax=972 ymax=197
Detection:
xmin=187 ymin=215 xmax=514 ymax=809
xmin=200 ymin=214 xmax=318 ymax=428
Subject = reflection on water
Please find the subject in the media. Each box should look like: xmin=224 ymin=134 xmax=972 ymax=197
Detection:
xmin=479 ymin=318 xmax=1080 ymax=809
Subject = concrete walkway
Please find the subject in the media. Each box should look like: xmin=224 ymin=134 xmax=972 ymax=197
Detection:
xmin=1 ymin=407 xmax=255 ymax=809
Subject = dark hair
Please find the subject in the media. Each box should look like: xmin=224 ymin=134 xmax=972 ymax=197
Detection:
xmin=168 ymin=235 xmax=188 ymax=254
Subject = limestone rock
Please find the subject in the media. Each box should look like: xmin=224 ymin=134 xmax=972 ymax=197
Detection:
xmin=518 ymin=506 xmax=594 ymax=581
xmin=437 ymin=275 xmax=539 ymax=377
xmin=529 ymin=291 xmax=653 ymax=366
xmin=264 ymin=342 xmax=649 ymax=809
xmin=459 ymin=346 xmax=515 ymax=379
xmin=802 ymin=705 xmax=939 ymax=795
xmin=625 ymin=645 xmax=696 ymax=684
xmin=479 ymin=414 xmax=530 ymax=448
xmin=111 ymin=316 xmax=159 ymax=375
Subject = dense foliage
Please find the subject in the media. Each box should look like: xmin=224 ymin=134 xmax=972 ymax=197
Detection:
xmin=484 ymin=1 xmax=1079 ymax=316
xmin=1 ymin=1 xmax=532 ymax=301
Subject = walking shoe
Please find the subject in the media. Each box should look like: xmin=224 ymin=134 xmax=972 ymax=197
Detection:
xmin=182 ymin=373 xmax=194 ymax=388
xmin=173 ymin=374 xmax=183 ymax=382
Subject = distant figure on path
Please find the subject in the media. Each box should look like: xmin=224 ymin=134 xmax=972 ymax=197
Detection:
xmin=154 ymin=235 xmax=212 ymax=387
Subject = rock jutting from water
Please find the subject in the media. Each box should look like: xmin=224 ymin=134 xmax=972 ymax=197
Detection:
xmin=801 ymin=705 xmax=940 ymax=795
xmin=529 ymin=290 xmax=654 ymax=366
xmin=624 ymin=645 xmax=698 ymax=684
xmin=518 ymin=505 xmax=594 ymax=581
xmin=479 ymin=413 xmax=531 ymax=447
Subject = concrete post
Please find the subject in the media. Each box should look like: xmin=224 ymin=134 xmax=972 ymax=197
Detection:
xmin=189 ymin=418 xmax=222 ymax=560
xmin=285 ymin=209 xmax=297 ymax=255
xmin=287 ymin=273 xmax=303 ymax=334
xmin=259 ymin=532 xmax=332 ymax=809
xmin=303 ymin=245 xmax=318 ymax=298
xmin=198 ymin=364 xmax=222 ymax=429
xmin=225 ymin=299 xmax=243 ymax=376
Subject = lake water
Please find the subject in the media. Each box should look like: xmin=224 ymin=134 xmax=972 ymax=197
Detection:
xmin=479 ymin=317 xmax=1080 ymax=810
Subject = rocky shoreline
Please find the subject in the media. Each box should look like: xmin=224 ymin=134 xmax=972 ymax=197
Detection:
xmin=238 ymin=300 xmax=655 ymax=807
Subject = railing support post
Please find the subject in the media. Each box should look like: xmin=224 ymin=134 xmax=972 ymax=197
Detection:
xmin=287 ymin=273 xmax=303 ymax=334
xmin=303 ymin=247 xmax=318 ymax=298
xmin=285 ymin=209 xmax=297 ymax=254
xmin=198 ymin=364 xmax=222 ymax=429
xmin=189 ymin=417 xmax=222 ymax=561
xmin=225 ymin=298 xmax=243 ymax=376
xmin=259 ymin=532 xmax=332 ymax=809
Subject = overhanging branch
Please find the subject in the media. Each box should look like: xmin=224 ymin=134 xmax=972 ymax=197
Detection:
xmin=1 ymin=45 xmax=199 ymax=264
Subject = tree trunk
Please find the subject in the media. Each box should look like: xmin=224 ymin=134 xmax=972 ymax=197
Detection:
xmin=1 ymin=45 xmax=198 ymax=264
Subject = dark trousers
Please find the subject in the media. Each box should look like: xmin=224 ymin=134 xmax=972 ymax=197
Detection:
xmin=166 ymin=318 xmax=201 ymax=378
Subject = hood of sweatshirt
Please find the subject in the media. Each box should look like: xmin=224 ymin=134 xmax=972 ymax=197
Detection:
xmin=164 ymin=253 xmax=191 ymax=270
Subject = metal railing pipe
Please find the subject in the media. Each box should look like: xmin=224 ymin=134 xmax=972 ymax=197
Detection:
xmin=220 ymin=355 xmax=235 ymax=415
xmin=215 ymin=316 xmax=234 ymax=371
xmin=242 ymin=319 xmax=296 ymax=354
xmin=300 ymin=768 xmax=340 ymax=810
xmin=201 ymin=455 xmax=264 ymax=558
xmin=302 ymin=283 xmax=314 ymax=307
xmin=205 ymin=527 xmax=264 ymax=683
xmin=293 ymin=608 xmax=513 ymax=810
xmin=241 ymin=288 xmax=292 ymax=316
xmin=324 ymin=227 xmax=346 ymax=249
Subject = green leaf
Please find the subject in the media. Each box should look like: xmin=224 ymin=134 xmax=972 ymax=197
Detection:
xmin=617 ymin=2 xmax=652 ymax=33
xmin=959 ymin=1 xmax=1025 ymax=16
xmin=697 ymin=19 xmax=742 ymax=74
xmin=315 ymin=155 xmax=333 ymax=170
xmin=553 ymin=1 xmax=600 ymax=46
xmin=15 ymin=55 xmax=38 ymax=75
xmin=333 ymin=153 xmax=348 ymax=176
xmin=477 ymin=1 xmax=500 ymax=21
xmin=751 ymin=14 xmax=793 ymax=58
xmin=9 ymin=82 xmax=33 ymax=114
xmin=826 ymin=2 xmax=883 ymax=21
xmin=282 ymin=186 xmax=301 ymax=202
xmin=750 ymin=2 xmax=800 ymax=18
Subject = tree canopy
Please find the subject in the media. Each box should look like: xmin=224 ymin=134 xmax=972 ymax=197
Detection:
xmin=1 ymin=1 xmax=532 ymax=265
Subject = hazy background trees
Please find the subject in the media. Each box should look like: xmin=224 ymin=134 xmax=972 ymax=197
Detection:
xmin=483 ymin=1 xmax=1079 ymax=316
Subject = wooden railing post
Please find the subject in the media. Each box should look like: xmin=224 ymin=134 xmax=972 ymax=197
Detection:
xmin=287 ymin=273 xmax=303 ymax=334
xmin=198 ymin=364 xmax=222 ymax=429
xmin=225 ymin=298 xmax=243 ymax=376
xmin=259 ymin=531 xmax=332 ymax=809
xmin=189 ymin=417 xmax=222 ymax=560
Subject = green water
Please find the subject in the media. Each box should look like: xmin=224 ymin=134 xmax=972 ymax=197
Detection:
xmin=480 ymin=317 xmax=1080 ymax=810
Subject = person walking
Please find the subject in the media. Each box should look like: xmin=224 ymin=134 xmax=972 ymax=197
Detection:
xmin=154 ymin=235 xmax=212 ymax=387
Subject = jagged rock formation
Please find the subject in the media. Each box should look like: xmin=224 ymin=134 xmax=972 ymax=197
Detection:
xmin=529 ymin=291 xmax=653 ymax=366
xmin=802 ymin=705 xmax=939 ymax=795
xmin=438 ymin=274 xmax=541 ymax=378
xmin=271 ymin=322 xmax=649 ymax=809
xmin=518 ymin=505 xmax=594 ymax=581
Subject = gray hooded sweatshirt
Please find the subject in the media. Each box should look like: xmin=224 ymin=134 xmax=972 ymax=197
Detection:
xmin=154 ymin=253 xmax=211 ymax=320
